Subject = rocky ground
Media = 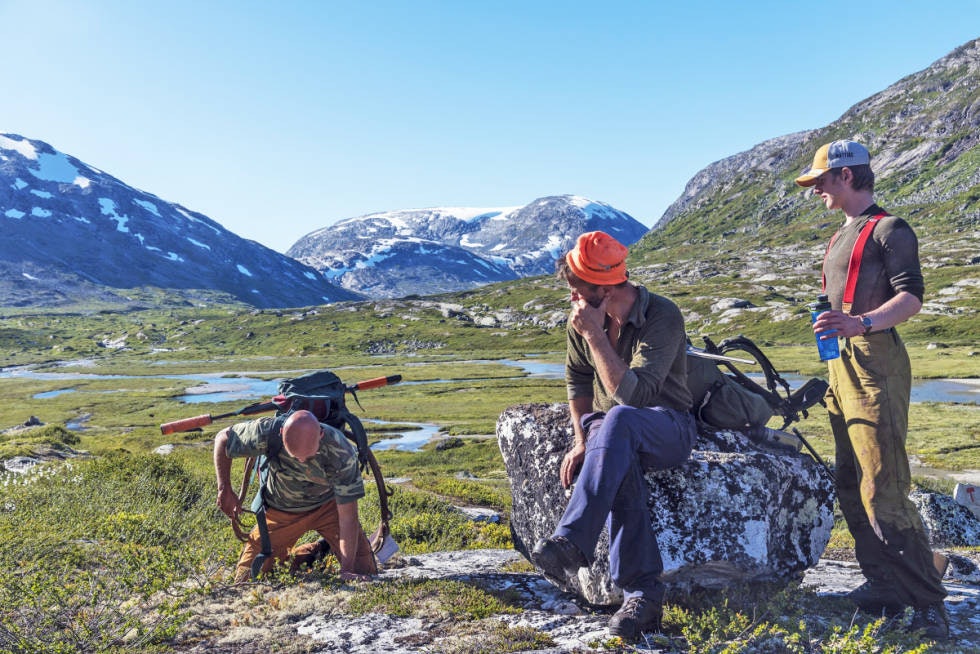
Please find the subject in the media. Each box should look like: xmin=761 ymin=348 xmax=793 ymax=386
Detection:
xmin=173 ymin=548 xmax=980 ymax=653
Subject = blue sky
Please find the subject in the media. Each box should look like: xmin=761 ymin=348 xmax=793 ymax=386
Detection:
xmin=2 ymin=1 xmax=978 ymax=252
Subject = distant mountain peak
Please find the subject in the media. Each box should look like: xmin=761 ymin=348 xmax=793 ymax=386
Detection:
xmin=651 ymin=37 xmax=980 ymax=237
xmin=287 ymin=194 xmax=649 ymax=298
xmin=0 ymin=133 xmax=362 ymax=309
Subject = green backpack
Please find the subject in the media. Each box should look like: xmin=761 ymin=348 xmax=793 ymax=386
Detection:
xmin=687 ymin=354 xmax=774 ymax=429
xmin=686 ymin=335 xmax=828 ymax=431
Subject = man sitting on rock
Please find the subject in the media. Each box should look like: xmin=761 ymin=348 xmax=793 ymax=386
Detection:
xmin=532 ymin=231 xmax=697 ymax=642
xmin=214 ymin=409 xmax=377 ymax=583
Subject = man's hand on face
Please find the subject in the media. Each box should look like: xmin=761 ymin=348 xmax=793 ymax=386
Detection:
xmin=569 ymin=294 xmax=608 ymax=339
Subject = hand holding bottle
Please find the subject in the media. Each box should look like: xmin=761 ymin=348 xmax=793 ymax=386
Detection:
xmin=809 ymin=294 xmax=840 ymax=361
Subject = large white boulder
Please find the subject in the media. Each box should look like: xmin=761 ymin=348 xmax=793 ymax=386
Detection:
xmin=497 ymin=403 xmax=836 ymax=605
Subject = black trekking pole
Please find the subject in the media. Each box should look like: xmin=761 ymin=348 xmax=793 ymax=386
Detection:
xmin=792 ymin=427 xmax=836 ymax=483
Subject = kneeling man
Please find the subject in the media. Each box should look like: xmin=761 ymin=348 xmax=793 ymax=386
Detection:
xmin=214 ymin=409 xmax=377 ymax=583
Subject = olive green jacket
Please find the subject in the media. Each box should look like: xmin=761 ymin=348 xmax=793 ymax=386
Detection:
xmin=565 ymin=284 xmax=692 ymax=413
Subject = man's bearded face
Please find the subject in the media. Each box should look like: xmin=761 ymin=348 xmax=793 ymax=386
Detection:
xmin=568 ymin=280 xmax=605 ymax=308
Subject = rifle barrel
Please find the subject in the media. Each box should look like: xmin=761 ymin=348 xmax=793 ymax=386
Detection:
xmin=161 ymin=374 xmax=399 ymax=435
xmin=349 ymin=374 xmax=402 ymax=391
xmin=686 ymin=346 xmax=757 ymax=365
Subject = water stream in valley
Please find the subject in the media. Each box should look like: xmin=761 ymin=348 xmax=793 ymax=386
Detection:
xmin=3 ymin=361 xmax=978 ymax=452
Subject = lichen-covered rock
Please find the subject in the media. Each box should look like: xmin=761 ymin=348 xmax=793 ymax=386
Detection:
xmin=911 ymin=490 xmax=980 ymax=547
xmin=497 ymin=403 xmax=836 ymax=605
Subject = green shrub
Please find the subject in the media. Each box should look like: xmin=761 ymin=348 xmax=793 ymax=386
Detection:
xmin=0 ymin=453 xmax=219 ymax=652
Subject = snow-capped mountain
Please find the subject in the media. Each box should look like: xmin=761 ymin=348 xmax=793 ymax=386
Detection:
xmin=0 ymin=134 xmax=361 ymax=309
xmin=287 ymin=195 xmax=649 ymax=298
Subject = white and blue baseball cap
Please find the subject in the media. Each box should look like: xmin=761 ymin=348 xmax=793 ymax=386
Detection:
xmin=795 ymin=140 xmax=871 ymax=187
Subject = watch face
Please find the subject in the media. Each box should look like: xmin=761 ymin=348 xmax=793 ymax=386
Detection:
xmin=862 ymin=316 xmax=872 ymax=328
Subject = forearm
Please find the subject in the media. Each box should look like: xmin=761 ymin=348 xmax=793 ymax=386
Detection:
xmin=213 ymin=430 xmax=233 ymax=491
xmin=582 ymin=331 xmax=627 ymax=398
xmin=336 ymin=501 xmax=361 ymax=571
xmin=569 ymin=396 xmax=595 ymax=446
xmin=858 ymin=291 xmax=922 ymax=331
xmin=817 ymin=291 xmax=924 ymax=339
xmin=213 ymin=430 xmax=243 ymax=518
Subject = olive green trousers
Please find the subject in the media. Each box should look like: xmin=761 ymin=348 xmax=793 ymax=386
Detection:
xmin=826 ymin=329 xmax=945 ymax=608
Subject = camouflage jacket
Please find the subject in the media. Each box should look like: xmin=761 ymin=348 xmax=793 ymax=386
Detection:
xmin=224 ymin=416 xmax=365 ymax=513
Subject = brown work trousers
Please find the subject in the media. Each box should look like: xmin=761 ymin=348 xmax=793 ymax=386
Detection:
xmin=826 ymin=329 xmax=945 ymax=607
xmin=235 ymin=499 xmax=377 ymax=583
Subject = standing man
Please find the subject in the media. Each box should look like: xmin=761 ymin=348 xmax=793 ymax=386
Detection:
xmin=531 ymin=231 xmax=697 ymax=643
xmin=214 ymin=409 xmax=377 ymax=583
xmin=796 ymin=140 xmax=947 ymax=639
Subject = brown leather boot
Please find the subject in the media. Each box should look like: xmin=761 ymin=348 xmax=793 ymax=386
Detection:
xmin=908 ymin=601 xmax=949 ymax=641
xmin=608 ymin=596 xmax=663 ymax=642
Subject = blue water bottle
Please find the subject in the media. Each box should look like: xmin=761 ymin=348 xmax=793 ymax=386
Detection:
xmin=809 ymin=294 xmax=840 ymax=361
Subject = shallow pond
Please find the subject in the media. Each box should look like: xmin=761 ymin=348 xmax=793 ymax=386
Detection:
xmin=4 ymin=360 xmax=978 ymax=452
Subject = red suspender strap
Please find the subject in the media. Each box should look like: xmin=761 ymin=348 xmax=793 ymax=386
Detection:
xmin=821 ymin=213 xmax=888 ymax=312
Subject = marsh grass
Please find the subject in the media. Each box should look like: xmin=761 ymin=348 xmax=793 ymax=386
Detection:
xmin=0 ymin=453 xmax=221 ymax=652
xmin=412 ymin=475 xmax=512 ymax=511
xmin=0 ymin=423 xmax=79 ymax=459
xmin=359 ymin=484 xmax=512 ymax=554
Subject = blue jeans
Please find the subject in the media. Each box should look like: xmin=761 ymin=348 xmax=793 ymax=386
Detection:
xmin=554 ymin=404 xmax=696 ymax=601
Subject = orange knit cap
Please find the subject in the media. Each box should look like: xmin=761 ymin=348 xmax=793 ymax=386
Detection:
xmin=566 ymin=231 xmax=629 ymax=285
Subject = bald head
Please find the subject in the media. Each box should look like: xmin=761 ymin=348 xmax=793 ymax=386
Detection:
xmin=281 ymin=410 xmax=322 ymax=463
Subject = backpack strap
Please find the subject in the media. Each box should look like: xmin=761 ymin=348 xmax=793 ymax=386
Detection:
xmin=694 ymin=379 xmax=726 ymax=425
xmin=821 ymin=213 xmax=888 ymax=312
xmin=341 ymin=412 xmax=393 ymax=553
xmin=715 ymin=336 xmax=790 ymax=399
xmin=246 ymin=423 xmax=283 ymax=579
xmin=709 ymin=335 xmax=820 ymax=430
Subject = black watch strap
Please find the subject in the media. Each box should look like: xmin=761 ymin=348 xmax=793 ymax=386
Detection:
xmin=860 ymin=315 xmax=873 ymax=335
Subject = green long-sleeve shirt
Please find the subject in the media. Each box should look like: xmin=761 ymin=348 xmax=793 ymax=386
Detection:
xmin=565 ymin=284 xmax=692 ymax=413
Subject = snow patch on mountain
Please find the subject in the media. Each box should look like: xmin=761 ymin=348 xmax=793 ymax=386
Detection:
xmin=287 ymin=195 xmax=649 ymax=298
xmin=0 ymin=135 xmax=38 ymax=161
xmin=0 ymin=132 xmax=362 ymax=308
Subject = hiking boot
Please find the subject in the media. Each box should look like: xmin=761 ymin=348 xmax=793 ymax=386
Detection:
xmin=608 ymin=596 xmax=663 ymax=642
xmin=846 ymin=579 xmax=905 ymax=616
xmin=908 ymin=601 xmax=949 ymax=641
xmin=531 ymin=536 xmax=588 ymax=583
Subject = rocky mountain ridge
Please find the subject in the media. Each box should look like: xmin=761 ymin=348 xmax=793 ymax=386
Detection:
xmin=286 ymin=195 xmax=649 ymax=299
xmin=646 ymin=38 xmax=980 ymax=247
xmin=623 ymin=38 xmax=980 ymax=341
xmin=0 ymin=133 xmax=363 ymax=309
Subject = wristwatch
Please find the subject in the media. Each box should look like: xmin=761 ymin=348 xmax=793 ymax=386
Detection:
xmin=860 ymin=314 xmax=873 ymax=336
